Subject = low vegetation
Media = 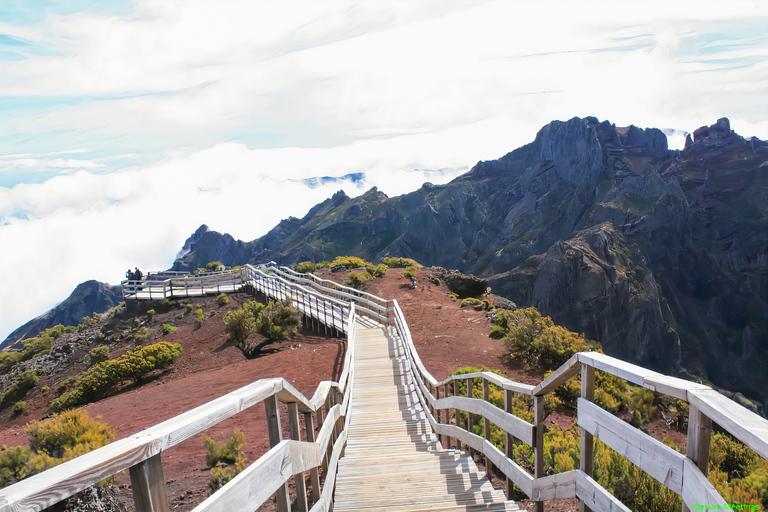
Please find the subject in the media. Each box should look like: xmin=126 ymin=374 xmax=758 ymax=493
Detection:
xmin=223 ymin=299 xmax=301 ymax=347
xmin=204 ymin=430 xmax=246 ymax=493
xmin=88 ymin=346 xmax=109 ymax=367
xmin=1 ymin=370 xmax=39 ymax=408
xmin=161 ymin=323 xmax=177 ymax=335
xmin=52 ymin=341 xmax=183 ymax=411
xmin=0 ymin=408 xmax=113 ymax=487
xmin=216 ymin=293 xmax=229 ymax=307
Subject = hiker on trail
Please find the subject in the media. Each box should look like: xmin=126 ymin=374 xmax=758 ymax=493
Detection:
xmin=134 ymin=267 xmax=143 ymax=280
xmin=126 ymin=269 xmax=134 ymax=281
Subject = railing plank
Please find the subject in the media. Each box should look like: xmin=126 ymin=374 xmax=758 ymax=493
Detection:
xmin=688 ymin=389 xmax=768 ymax=461
xmin=0 ymin=436 xmax=160 ymax=512
xmin=531 ymin=354 xmax=580 ymax=396
xmin=574 ymin=470 xmax=632 ymax=512
xmin=577 ymin=398 xmax=685 ymax=494
xmin=190 ymin=441 xmax=293 ymax=512
xmin=129 ymin=453 xmax=169 ymax=512
xmin=531 ymin=470 xmax=577 ymax=501
xmin=681 ymin=458 xmax=726 ymax=510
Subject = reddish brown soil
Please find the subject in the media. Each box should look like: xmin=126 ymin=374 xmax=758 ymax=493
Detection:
xmin=0 ymin=267 xmax=689 ymax=512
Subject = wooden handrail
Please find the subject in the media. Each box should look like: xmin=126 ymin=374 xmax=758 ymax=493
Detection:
xmin=34 ymin=262 xmax=767 ymax=512
xmin=389 ymin=297 xmax=767 ymax=512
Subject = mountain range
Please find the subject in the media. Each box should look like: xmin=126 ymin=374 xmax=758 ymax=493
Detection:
xmin=4 ymin=116 xmax=766 ymax=409
xmin=171 ymin=116 xmax=768 ymax=407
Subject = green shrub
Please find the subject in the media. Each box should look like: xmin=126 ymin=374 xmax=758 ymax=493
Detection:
xmin=2 ymin=370 xmax=39 ymax=406
xmin=159 ymin=299 xmax=173 ymax=312
xmin=13 ymin=401 xmax=26 ymax=415
xmin=206 ymin=261 xmax=224 ymax=271
xmin=51 ymin=342 xmax=182 ymax=411
xmin=330 ymin=256 xmax=370 ymax=269
xmin=404 ymin=266 xmax=417 ymax=279
xmin=146 ymin=309 xmax=155 ymax=320
xmin=20 ymin=335 xmax=54 ymax=361
xmin=88 ymin=346 xmax=110 ymax=367
xmin=345 ymin=270 xmax=374 ymax=289
xmin=195 ymin=308 xmax=205 ymax=324
xmin=204 ymin=430 xmax=246 ymax=468
xmin=224 ymin=305 xmax=258 ymax=342
xmin=0 ymin=445 xmax=30 ymax=486
xmin=495 ymin=307 xmax=591 ymax=371
xmin=185 ymin=304 xmax=194 ymax=315
xmin=0 ymin=352 xmax=23 ymax=372
xmin=41 ymin=386 xmax=49 ymax=392
xmin=205 ymin=431 xmax=247 ymax=494
xmin=216 ymin=293 xmax=229 ymax=307
xmin=316 ymin=260 xmax=331 ymax=269
xmin=224 ymin=300 xmax=300 ymax=345
xmin=134 ymin=326 xmax=150 ymax=342
xmin=381 ymin=257 xmax=422 ymax=268
xmin=25 ymin=408 xmax=113 ymax=474
xmin=365 ymin=263 xmax=387 ymax=277
xmin=630 ymin=387 xmax=655 ymax=424
xmin=161 ymin=324 xmax=176 ymax=335
xmin=258 ymin=301 xmax=301 ymax=341
xmin=296 ymin=261 xmax=318 ymax=273
xmin=460 ymin=298 xmax=484 ymax=311
xmin=179 ymin=298 xmax=191 ymax=305
xmin=489 ymin=325 xmax=506 ymax=340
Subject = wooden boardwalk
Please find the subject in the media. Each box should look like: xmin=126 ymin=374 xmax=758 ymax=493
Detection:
xmin=334 ymin=325 xmax=520 ymax=512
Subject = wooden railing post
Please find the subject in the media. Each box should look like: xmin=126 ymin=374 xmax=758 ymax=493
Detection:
xmin=129 ymin=453 xmax=169 ymax=512
xmin=504 ymin=389 xmax=514 ymax=499
xmin=436 ymin=385 xmax=444 ymax=446
xmin=483 ymin=377 xmax=493 ymax=479
xmin=534 ymin=394 xmax=544 ymax=512
xmin=444 ymin=383 xmax=452 ymax=449
xmin=288 ymin=403 xmax=309 ymax=512
xmin=579 ymin=364 xmax=595 ymax=512
xmin=467 ymin=378 xmax=474 ymax=444
xmin=265 ymin=394 xmax=290 ymax=512
xmin=683 ymin=405 xmax=712 ymax=512
xmin=304 ymin=412 xmax=322 ymax=504
xmin=453 ymin=380 xmax=461 ymax=450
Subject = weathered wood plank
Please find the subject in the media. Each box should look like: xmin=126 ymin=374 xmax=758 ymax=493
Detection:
xmin=642 ymin=374 xmax=709 ymax=401
xmin=577 ymin=352 xmax=658 ymax=388
xmin=129 ymin=453 xmax=169 ymax=512
xmin=0 ymin=436 xmax=160 ymax=512
xmin=265 ymin=394 xmax=290 ymax=512
xmin=434 ymin=396 xmax=534 ymax=445
xmin=575 ymin=470 xmax=632 ymax=512
xmin=577 ymin=398 xmax=685 ymax=494
xmin=437 ymin=372 xmax=535 ymax=395
xmin=681 ymin=458 xmax=726 ymax=511
xmin=531 ymin=354 xmax=580 ymax=396
xmin=191 ymin=441 xmax=293 ymax=512
xmin=580 ymin=364 xmax=595 ymax=512
xmin=688 ymin=389 xmax=768 ymax=460
xmin=530 ymin=470 xmax=577 ymax=501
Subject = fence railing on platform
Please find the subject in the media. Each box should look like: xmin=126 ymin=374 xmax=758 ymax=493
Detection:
xmin=13 ymin=263 xmax=766 ymax=512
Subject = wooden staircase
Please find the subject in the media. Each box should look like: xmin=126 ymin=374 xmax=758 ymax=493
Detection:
xmin=334 ymin=324 xmax=520 ymax=512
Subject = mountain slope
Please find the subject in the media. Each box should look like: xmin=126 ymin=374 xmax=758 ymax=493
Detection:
xmin=1 ymin=280 xmax=123 ymax=351
xmin=174 ymin=116 xmax=767 ymax=406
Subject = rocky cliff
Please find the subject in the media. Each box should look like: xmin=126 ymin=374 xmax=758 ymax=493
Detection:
xmin=174 ymin=116 xmax=767 ymax=405
xmin=1 ymin=280 xmax=123 ymax=351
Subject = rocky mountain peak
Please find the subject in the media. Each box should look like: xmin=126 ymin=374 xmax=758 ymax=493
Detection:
xmin=687 ymin=117 xmax=741 ymax=148
xmin=176 ymin=224 xmax=211 ymax=260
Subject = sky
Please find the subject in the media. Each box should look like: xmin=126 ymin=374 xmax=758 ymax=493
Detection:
xmin=1 ymin=0 xmax=767 ymax=341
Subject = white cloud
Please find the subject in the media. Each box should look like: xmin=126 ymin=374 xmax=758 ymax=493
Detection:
xmin=1 ymin=0 xmax=768 ymax=341
xmin=0 ymin=117 xmax=526 ymax=340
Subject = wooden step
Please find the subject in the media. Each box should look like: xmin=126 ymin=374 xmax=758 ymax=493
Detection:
xmin=333 ymin=326 xmax=517 ymax=511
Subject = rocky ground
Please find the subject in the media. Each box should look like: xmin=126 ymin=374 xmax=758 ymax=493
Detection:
xmin=0 ymin=267 xmax=689 ymax=512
